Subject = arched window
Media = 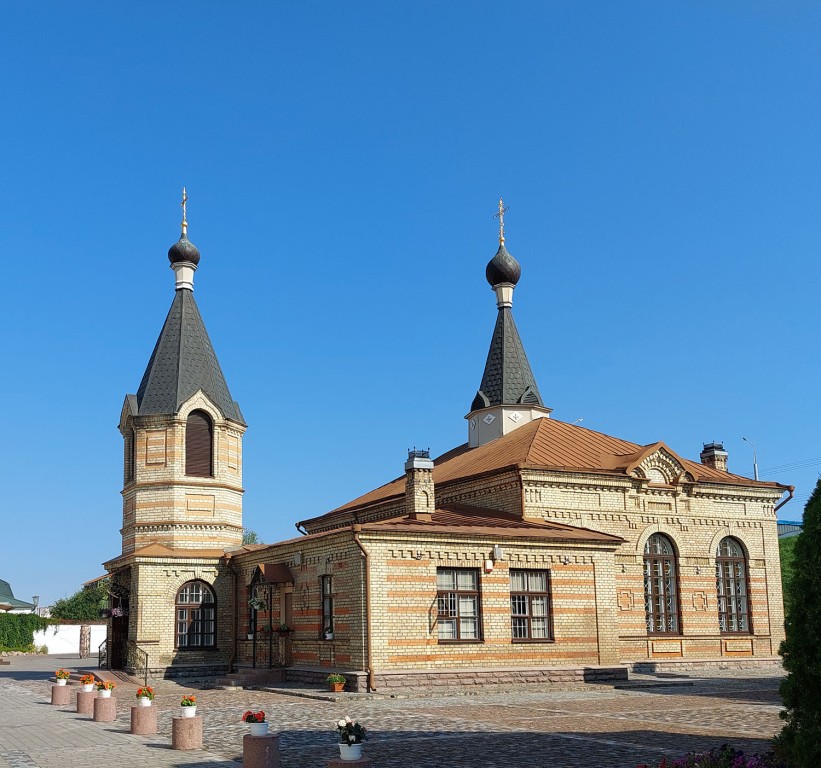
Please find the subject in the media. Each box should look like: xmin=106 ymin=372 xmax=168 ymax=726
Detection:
xmin=644 ymin=533 xmax=680 ymax=634
xmin=175 ymin=581 xmax=216 ymax=648
xmin=716 ymin=537 xmax=751 ymax=633
xmin=186 ymin=410 xmax=213 ymax=477
xmin=125 ymin=429 xmax=136 ymax=483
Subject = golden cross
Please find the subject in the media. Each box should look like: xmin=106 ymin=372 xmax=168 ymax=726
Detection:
xmin=180 ymin=187 xmax=188 ymax=236
xmin=493 ymin=197 xmax=510 ymax=244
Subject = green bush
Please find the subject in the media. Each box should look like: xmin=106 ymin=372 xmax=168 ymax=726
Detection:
xmin=779 ymin=534 xmax=799 ymax=616
xmin=0 ymin=614 xmax=52 ymax=651
xmin=50 ymin=581 xmax=109 ymax=621
xmin=776 ymin=479 xmax=821 ymax=767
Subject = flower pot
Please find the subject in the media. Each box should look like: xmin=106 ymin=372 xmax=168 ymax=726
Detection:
xmin=81 ymin=683 xmax=94 ymax=692
xmin=137 ymin=696 xmax=152 ymax=707
xmin=180 ymin=706 xmax=197 ymax=718
xmin=339 ymin=743 xmax=363 ymax=761
xmin=247 ymin=633 xmax=254 ymax=640
xmin=56 ymin=679 xmax=67 ymax=686
xmin=330 ymin=682 xmax=345 ymax=692
xmin=99 ymin=689 xmax=112 ymax=698
xmin=248 ymin=722 xmax=268 ymax=736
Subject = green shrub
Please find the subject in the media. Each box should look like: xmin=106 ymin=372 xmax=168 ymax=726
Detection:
xmin=776 ymin=479 xmax=821 ymax=767
xmin=50 ymin=581 xmax=109 ymax=621
xmin=0 ymin=614 xmax=52 ymax=651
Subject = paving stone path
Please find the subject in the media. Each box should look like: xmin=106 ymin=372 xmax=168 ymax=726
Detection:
xmin=1 ymin=654 xmax=785 ymax=768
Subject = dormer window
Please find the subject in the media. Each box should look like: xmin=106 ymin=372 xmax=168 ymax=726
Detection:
xmin=186 ymin=410 xmax=213 ymax=477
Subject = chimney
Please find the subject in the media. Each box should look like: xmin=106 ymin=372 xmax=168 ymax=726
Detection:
xmin=700 ymin=442 xmax=728 ymax=472
xmin=405 ymin=449 xmax=434 ymax=521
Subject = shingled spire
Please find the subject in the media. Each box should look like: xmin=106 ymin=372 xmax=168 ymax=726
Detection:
xmin=466 ymin=200 xmax=550 ymax=448
xmin=133 ymin=190 xmax=244 ymax=424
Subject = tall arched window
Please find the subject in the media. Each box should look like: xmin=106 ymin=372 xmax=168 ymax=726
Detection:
xmin=186 ymin=410 xmax=213 ymax=477
xmin=716 ymin=537 xmax=751 ymax=633
xmin=644 ymin=533 xmax=680 ymax=634
xmin=175 ymin=581 xmax=216 ymax=648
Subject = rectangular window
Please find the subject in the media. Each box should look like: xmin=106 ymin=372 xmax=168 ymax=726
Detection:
xmin=321 ymin=575 xmax=333 ymax=638
xmin=437 ymin=568 xmax=481 ymax=642
xmin=510 ymin=569 xmax=553 ymax=641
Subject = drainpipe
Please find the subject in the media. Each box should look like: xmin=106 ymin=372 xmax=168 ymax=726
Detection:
xmin=353 ymin=527 xmax=376 ymax=692
xmin=227 ymin=557 xmax=238 ymax=674
xmin=775 ymin=486 xmax=795 ymax=514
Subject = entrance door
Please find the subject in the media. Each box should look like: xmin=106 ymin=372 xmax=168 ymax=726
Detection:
xmin=110 ymin=613 xmax=128 ymax=669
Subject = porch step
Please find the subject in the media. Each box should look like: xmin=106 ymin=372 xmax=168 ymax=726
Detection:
xmin=216 ymin=668 xmax=285 ymax=689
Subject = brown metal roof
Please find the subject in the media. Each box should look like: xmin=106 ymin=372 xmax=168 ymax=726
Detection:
xmin=361 ymin=504 xmax=623 ymax=544
xmin=302 ymin=418 xmax=787 ymax=526
xmin=253 ymin=563 xmax=295 ymax=584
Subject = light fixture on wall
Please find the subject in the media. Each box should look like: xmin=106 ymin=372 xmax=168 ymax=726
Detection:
xmin=484 ymin=559 xmax=494 ymax=573
xmin=492 ymin=544 xmax=504 ymax=561
xmin=293 ymin=552 xmax=302 ymax=566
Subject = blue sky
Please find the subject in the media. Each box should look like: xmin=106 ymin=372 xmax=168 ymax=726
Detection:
xmin=1 ymin=2 xmax=819 ymax=606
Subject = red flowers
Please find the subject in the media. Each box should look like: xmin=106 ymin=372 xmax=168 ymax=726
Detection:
xmin=242 ymin=710 xmax=266 ymax=723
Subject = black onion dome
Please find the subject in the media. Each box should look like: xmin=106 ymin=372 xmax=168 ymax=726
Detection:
xmin=168 ymin=235 xmax=201 ymax=265
xmin=485 ymin=243 xmax=521 ymax=286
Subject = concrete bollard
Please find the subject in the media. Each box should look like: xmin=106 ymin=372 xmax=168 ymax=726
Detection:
xmin=130 ymin=705 xmax=157 ymax=735
xmin=93 ymin=696 xmax=117 ymax=722
xmin=243 ymin=733 xmax=280 ymax=768
xmin=326 ymin=758 xmax=372 ymax=767
xmin=172 ymin=715 xmax=203 ymax=750
xmin=76 ymin=689 xmax=95 ymax=715
xmin=51 ymin=684 xmax=71 ymax=706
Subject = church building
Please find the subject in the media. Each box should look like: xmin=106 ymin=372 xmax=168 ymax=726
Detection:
xmin=102 ymin=195 xmax=791 ymax=690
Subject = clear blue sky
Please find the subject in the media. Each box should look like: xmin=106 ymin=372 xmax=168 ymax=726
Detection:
xmin=1 ymin=2 xmax=819 ymax=606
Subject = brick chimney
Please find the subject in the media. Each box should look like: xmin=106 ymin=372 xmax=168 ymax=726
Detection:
xmin=700 ymin=442 xmax=728 ymax=472
xmin=405 ymin=449 xmax=434 ymax=521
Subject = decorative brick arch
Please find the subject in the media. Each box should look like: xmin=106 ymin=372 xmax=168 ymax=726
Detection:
xmin=636 ymin=524 xmax=683 ymax=556
xmin=178 ymin=390 xmax=225 ymax=425
xmin=707 ymin=528 xmax=752 ymax=560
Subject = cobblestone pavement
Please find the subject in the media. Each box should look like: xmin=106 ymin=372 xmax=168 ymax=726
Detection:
xmin=1 ymin=654 xmax=785 ymax=768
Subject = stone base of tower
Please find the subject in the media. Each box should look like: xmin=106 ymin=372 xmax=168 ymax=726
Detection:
xmin=102 ymin=554 xmax=234 ymax=677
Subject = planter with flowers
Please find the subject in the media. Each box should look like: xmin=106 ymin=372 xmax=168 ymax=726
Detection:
xmin=335 ymin=716 xmax=366 ymax=761
xmin=242 ymin=710 xmax=268 ymax=736
xmin=326 ymin=674 xmax=346 ymax=693
xmin=136 ymin=686 xmax=154 ymax=707
xmin=80 ymin=674 xmax=96 ymax=692
xmin=55 ymin=669 xmax=70 ymax=686
xmin=180 ymin=695 xmax=197 ymax=717
xmin=97 ymin=680 xmax=116 ymax=698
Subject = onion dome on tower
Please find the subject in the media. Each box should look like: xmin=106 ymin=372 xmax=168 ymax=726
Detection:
xmin=466 ymin=199 xmax=550 ymax=448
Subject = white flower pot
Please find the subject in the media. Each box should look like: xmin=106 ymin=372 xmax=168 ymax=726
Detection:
xmin=249 ymin=722 xmax=268 ymax=736
xmin=82 ymin=684 xmax=94 ymax=692
xmin=99 ymin=689 xmax=112 ymax=698
xmin=137 ymin=696 xmax=152 ymax=707
xmin=181 ymin=706 xmax=197 ymax=718
xmin=339 ymin=743 xmax=363 ymax=761
xmin=56 ymin=679 xmax=67 ymax=686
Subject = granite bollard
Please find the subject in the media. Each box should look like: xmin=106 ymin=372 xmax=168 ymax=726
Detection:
xmin=172 ymin=715 xmax=203 ymax=750
xmin=51 ymin=684 xmax=71 ymax=706
xmin=76 ymin=689 xmax=95 ymax=715
xmin=243 ymin=733 xmax=280 ymax=768
xmin=93 ymin=696 xmax=117 ymax=722
xmin=130 ymin=705 xmax=157 ymax=734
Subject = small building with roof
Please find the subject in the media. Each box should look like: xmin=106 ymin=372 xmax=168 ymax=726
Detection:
xmin=102 ymin=196 xmax=791 ymax=687
xmin=0 ymin=579 xmax=36 ymax=613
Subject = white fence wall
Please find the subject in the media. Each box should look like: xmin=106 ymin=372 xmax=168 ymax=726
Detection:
xmin=33 ymin=624 xmax=107 ymax=655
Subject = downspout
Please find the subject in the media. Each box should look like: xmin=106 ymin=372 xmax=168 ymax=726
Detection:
xmin=774 ymin=486 xmax=795 ymax=514
xmin=227 ymin=557 xmax=238 ymax=674
xmin=295 ymin=522 xmax=308 ymax=535
xmin=353 ymin=527 xmax=376 ymax=692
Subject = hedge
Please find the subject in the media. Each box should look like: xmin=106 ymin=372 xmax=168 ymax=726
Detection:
xmin=0 ymin=613 xmax=53 ymax=650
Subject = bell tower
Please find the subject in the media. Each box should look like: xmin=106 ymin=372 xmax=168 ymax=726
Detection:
xmin=118 ymin=190 xmax=246 ymax=555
